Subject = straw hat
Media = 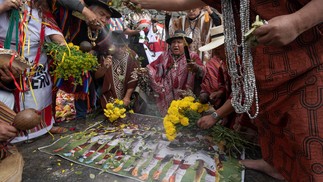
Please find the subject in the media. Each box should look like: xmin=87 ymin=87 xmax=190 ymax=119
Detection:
xmin=199 ymin=25 xmax=225 ymax=52
xmin=84 ymin=0 xmax=122 ymax=18
xmin=166 ymin=30 xmax=193 ymax=45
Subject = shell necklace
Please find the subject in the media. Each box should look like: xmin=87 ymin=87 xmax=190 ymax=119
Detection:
xmin=221 ymin=0 xmax=259 ymax=119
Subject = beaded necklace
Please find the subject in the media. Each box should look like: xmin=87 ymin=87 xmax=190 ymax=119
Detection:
xmin=221 ymin=0 xmax=259 ymax=119
xmin=87 ymin=27 xmax=99 ymax=46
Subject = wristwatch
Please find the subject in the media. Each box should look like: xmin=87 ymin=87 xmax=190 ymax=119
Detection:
xmin=211 ymin=111 xmax=222 ymax=123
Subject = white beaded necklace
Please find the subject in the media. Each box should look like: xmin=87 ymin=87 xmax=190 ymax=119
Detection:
xmin=221 ymin=0 xmax=259 ymax=119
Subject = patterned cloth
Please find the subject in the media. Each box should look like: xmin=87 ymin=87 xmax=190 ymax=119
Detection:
xmin=202 ymin=0 xmax=323 ymax=181
xmin=200 ymin=56 xmax=230 ymax=99
xmin=147 ymin=51 xmax=204 ymax=116
xmin=100 ymin=49 xmax=139 ymax=108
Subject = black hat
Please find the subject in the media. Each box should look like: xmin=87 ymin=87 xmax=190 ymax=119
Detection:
xmin=166 ymin=30 xmax=193 ymax=44
xmin=84 ymin=0 xmax=122 ymax=18
xmin=110 ymin=30 xmax=129 ymax=46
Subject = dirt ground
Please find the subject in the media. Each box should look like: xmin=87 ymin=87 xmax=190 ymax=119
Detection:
xmin=15 ymin=115 xmax=283 ymax=182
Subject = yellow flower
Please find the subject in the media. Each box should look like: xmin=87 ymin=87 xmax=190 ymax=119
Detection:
xmin=129 ymin=110 xmax=134 ymax=114
xmin=163 ymin=119 xmax=173 ymax=128
xmin=74 ymin=45 xmax=80 ymax=50
xmin=180 ymin=117 xmax=189 ymax=126
xmin=197 ymin=103 xmax=206 ymax=113
xmin=183 ymin=96 xmax=195 ymax=102
xmin=166 ymin=134 xmax=176 ymax=141
xmin=163 ymin=116 xmax=168 ymax=122
xmin=113 ymin=108 xmax=121 ymax=116
xmin=67 ymin=42 xmax=74 ymax=47
xmin=202 ymin=104 xmax=209 ymax=111
xmin=109 ymin=114 xmax=119 ymax=122
xmin=170 ymin=100 xmax=179 ymax=108
xmin=120 ymin=108 xmax=126 ymax=114
xmin=120 ymin=114 xmax=126 ymax=118
xmin=179 ymin=101 xmax=190 ymax=109
xmin=104 ymin=109 xmax=113 ymax=116
xmin=190 ymin=103 xmax=199 ymax=111
xmin=168 ymin=107 xmax=179 ymax=115
xmin=104 ymin=113 xmax=110 ymax=118
xmin=117 ymin=100 xmax=124 ymax=105
xmin=166 ymin=125 xmax=176 ymax=136
xmin=106 ymin=103 xmax=114 ymax=110
xmin=168 ymin=114 xmax=180 ymax=124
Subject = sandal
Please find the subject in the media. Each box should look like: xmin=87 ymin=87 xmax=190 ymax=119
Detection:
xmin=50 ymin=126 xmax=68 ymax=134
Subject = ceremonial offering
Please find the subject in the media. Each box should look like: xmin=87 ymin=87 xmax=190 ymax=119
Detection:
xmin=45 ymin=42 xmax=99 ymax=86
xmin=39 ymin=114 xmax=244 ymax=182
xmin=244 ymin=15 xmax=267 ymax=47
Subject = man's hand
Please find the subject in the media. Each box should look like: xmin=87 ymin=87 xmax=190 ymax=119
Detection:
xmin=103 ymin=55 xmax=113 ymax=69
xmin=84 ymin=7 xmax=103 ymax=30
xmin=253 ymin=14 xmax=300 ymax=47
xmin=197 ymin=115 xmax=217 ymax=129
xmin=187 ymin=62 xmax=200 ymax=72
xmin=203 ymin=6 xmax=212 ymax=14
xmin=0 ymin=64 xmax=20 ymax=83
xmin=0 ymin=0 xmax=22 ymax=12
xmin=123 ymin=97 xmax=131 ymax=107
xmin=209 ymin=90 xmax=224 ymax=108
xmin=0 ymin=121 xmax=17 ymax=141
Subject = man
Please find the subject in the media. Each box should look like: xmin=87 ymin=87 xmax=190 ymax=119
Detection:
xmin=197 ymin=25 xmax=234 ymax=127
xmin=167 ymin=7 xmax=217 ymax=63
xmin=147 ymin=30 xmax=205 ymax=116
xmin=50 ymin=0 xmax=121 ymax=44
xmin=50 ymin=0 xmax=122 ymax=119
xmin=95 ymin=30 xmax=139 ymax=108
xmin=1 ymin=0 xmax=69 ymax=140
xmin=129 ymin=0 xmax=323 ymax=181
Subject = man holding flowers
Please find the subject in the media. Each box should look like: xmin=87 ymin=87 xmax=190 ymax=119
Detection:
xmin=95 ymin=30 xmax=139 ymax=109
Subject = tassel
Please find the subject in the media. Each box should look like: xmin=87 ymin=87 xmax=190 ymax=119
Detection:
xmin=204 ymin=12 xmax=210 ymax=23
xmin=4 ymin=9 xmax=20 ymax=50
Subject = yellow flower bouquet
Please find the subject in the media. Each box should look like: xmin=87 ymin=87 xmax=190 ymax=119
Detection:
xmin=163 ymin=96 xmax=209 ymax=141
xmin=104 ymin=99 xmax=134 ymax=122
xmin=45 ymin=42 xmax=99 ymax=86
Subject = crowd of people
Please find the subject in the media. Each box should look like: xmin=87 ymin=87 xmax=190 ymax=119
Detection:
xmin=0 ymin=0 xmax=322 ymax=181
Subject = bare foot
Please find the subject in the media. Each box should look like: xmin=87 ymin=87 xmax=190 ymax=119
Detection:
xmin=240 ymin=159 xmax=285 ymax=181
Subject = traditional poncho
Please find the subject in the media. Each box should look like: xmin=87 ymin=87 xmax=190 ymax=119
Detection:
xmin=147 ymin=51 xmax=204 ymax=116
